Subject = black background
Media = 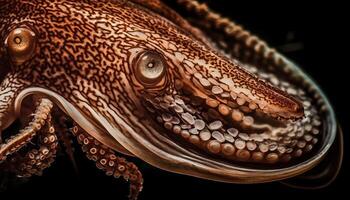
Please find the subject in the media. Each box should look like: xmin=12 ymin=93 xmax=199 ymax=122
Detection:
xmin=1 ymin=0 xmax=348 ymax=199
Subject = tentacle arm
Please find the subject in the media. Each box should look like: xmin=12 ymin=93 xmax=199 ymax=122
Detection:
xmin=0 ymin=98 xmax=53 ymax=162
xmin=54 ymin=115 xmax=79 ymax=173
xmin=3 ymin=113 xmax=58 ymax=177
xmin=71 ymin=125 xmax=143 ymax=200
xmin=176 ymin=0 xmax=289 ymax=69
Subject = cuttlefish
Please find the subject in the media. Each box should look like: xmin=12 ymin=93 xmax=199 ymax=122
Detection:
xmin=0 ymin=0 xmax=341 ymax=199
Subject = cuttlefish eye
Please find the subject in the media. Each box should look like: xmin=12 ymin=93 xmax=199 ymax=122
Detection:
xmin=5 ymin=27 xmax=36 ymax=64
xmin=135 ymin=51 xmax=166 ymax=85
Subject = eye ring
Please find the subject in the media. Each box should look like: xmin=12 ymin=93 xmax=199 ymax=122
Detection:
xmin=134 ymin=50 xmax=167 ymax=85
xmin=5 ymin=27 xmax=36 ymax=64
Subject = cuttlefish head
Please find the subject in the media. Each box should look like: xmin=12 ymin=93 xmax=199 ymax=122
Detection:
xmin=1 ymin=0 xmax=329 ymax=183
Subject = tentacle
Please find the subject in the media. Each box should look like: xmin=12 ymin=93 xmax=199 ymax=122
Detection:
xmin=55 ymin=115 xmax=79 ymax=174
xmin=4 ymin=114 xmax=58 ymax=177
xmin=176 ymin=0 xmax=289 ymax=69
xmin=71 ymin=125 xmax=143 ymax=200
xmin=280 ymin=124 xmax=343 ymax=189
xmin=0 ymin=98 xmax=53 ymax=162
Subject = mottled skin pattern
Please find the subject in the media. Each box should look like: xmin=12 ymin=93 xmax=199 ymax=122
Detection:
xmin=0 ymin=0 xmax=302 ymax=120
xmin=0 ymin=0 xmax=338 ymax=199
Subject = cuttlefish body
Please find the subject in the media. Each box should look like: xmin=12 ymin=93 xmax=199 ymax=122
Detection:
xmin=0 ymin=0 xmax=339 ymax=199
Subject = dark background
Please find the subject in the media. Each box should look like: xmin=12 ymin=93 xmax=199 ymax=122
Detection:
xmin=1 ymin=0 xmax=348 ymax=199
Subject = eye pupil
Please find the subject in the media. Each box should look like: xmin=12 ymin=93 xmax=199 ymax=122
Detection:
xmin=14 ymin=37 xmax=22 ymax=44
xmin=135 ymin=51 xmax=166 ymax=85
xmin=147 ymin=62 xmax=154 ymax=68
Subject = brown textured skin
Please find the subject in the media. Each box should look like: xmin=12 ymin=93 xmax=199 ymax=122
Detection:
xmin=0 ymin=0 xmax=332 ymax=196
xmin=0 ymin=0 xmax=302 ymax=123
